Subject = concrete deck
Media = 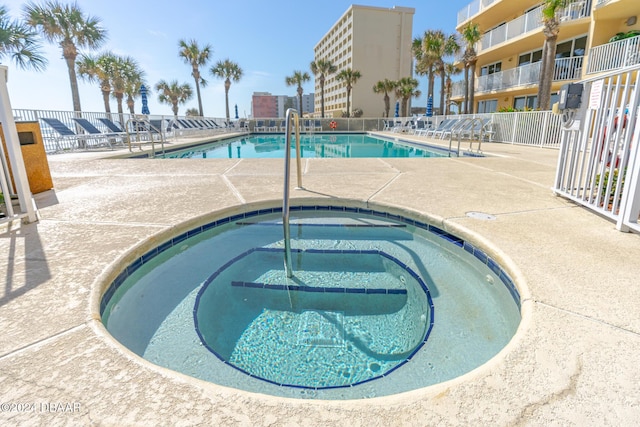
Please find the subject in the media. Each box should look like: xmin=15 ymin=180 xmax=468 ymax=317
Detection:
xmin=1 ymin=133 xmax=638 ymax=426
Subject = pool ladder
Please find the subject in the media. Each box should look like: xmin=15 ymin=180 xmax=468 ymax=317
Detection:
xmin=283 ymin=108 xmax=304 ymax=278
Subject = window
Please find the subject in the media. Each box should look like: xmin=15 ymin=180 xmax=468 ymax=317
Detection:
xmin=513 ymin=96 xmax=537 ymax=110
xmin=556 ymin=35 xmax=588 ymax=58
xmin=480 ymin=62 xmax=502 ymax=76
xmin=519 ymin=49 xmax=542 ymax=66
xmin=477 ymin=99 xmax=498 ymax=113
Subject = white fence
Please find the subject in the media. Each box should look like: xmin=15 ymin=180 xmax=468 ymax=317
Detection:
xmin=587 ymin=35 xmax=640 ymax=75
xmin=553 ymin=64 xmax=640 ymax=233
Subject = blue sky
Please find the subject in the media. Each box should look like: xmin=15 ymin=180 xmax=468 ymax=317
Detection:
xmin=2 ymin=0 xmax=469 ymax=117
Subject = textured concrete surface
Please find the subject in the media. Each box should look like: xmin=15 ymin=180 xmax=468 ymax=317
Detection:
xmin=0 ymin=132 xmax=639 ymax=426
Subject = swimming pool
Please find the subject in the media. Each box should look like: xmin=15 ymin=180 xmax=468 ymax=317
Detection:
xmin=159 ymin=134 xmax=455 ymax=159
xmin=101 ymin=205 xmax=521 ymax=400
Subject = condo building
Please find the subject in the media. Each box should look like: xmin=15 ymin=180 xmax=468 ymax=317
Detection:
xmin=251 ymin=92 xmax=315 ymax=118
xmin=452 ymin=0 xmax=640 ymax=113
xmin=313 ymin=5 xmax=415 ymax=118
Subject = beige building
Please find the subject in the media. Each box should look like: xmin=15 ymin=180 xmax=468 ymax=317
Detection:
xmin=313 ymin=5 xmax=415 ymax=118
xmin=452 ymin=0 xmax=640 ymax=113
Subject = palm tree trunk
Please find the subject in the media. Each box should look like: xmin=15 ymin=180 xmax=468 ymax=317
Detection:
xmin=537 ymin=37 xmax=557 ymax=111
xmin=346 ymin=87 xmax=351 ymax=117
xmin=116 ymin=94 xmax=125 ymax=128
xmin=469 ymin=61 xmax=477 ymax=114
xmin=463 ymin=66 xmax=469 ymax=114
xmin=384 ymin=93 xmax=390 ymax=118
xmin=65 ymin=55 xmax=82 ymax=113
xmin=225 ymin=80 xmax=231 ymax=121
xmin=320 ymin=80 xmax=325 ymax=118
xmin=101 ymin=89 xmax=111 ymax=113
xmin=439 ymin=71 xmax=445 ymax=116
xmin=194 ymin=75 xmax=203 ymax=116
xmin=127 ymin=96 xmax=135 ymax=114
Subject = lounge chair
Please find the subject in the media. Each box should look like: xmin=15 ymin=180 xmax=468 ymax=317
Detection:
xmin=40 ymin=117 xmax=85 ymax=152
xmin=382 ymin=119 xmax=394 ymax=131
xmin=72 ymin=117 xmax=126 ymax=147
xmin=236 ymin=119 xmax=249 ymax=132
xmin=427 ymin=119 xmax=457 ymax=138
xmin=267 ymin=120 xmax=278 ymax=132
xmin=279 ymin=120 xmax=287 ymax=132
xmin=98 ymin=118 xmax=126 ymax=133
xmin=255 ymin=120 xmax=266 ymax=132
xmin=392 ymin=120 xmax=411 ymax=133
xmin=410 ymin=119 xmax=428 ymax=135
xmin=313 ymin=120 xmax=322 ymax=131
xmin=441 ymin=119 xmax=472 ymax=140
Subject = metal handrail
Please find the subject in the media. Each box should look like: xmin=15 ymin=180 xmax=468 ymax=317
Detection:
xmin=448 ymin=117 xmax=485 ymax=156
xmin=283 ymin=108 xmax=303 ymax=278
xmin=125 ymin=115 xmax=165 ymax=156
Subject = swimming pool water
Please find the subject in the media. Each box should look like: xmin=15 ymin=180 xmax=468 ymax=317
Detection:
xmin=160 ymin=134 xmax=451 ymax=159
xmin=102 ymin=207 xmax=521 ymax=400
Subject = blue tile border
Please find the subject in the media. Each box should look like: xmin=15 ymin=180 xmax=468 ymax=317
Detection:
xmin=193 ymin=246 xmax=434 ymax=391
xmin=100 ymin=204 xmax=521 ymax=382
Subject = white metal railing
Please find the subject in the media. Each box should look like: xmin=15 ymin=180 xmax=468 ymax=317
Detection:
xmin=457 ymin=0 xmax=480 ymax=25
xmin=478 ymin=1 xmax=590 ymax=53
xmin=476 ymin=57 xmax=583 ymax=93
xmin=451 ymin=81 xmax=466 ymax=99
xmin=13 ymin=109 xmax=247 ymax=153
xmin=554 ymin=63 xmax=640 ymax=233
xmin=586 ymin=35 xmax=640 ymax=74
xmin=457 ymin=0 xmax=498 ymax=24
xmin=11 ymin=107 xmax=564 ymax=155
xmin=490 ymin=111 xmax=564 ymax=147
xmin=393 ymin=111 xmax=563 ymax=148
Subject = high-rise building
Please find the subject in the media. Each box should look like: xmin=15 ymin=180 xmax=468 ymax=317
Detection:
xmin=252 ymin=93 xmax=315 ymax=118
xmin=452 ymin=0 xmax=639 ymax=113
xmin=251 ymin=92 xmax=277 ymax=118
xmin=313 ymin=5 xmax=415 ymax=118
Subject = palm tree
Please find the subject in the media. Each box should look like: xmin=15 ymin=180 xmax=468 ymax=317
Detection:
xmin=335 ymin=68 xmax=361 ymax=117
xmin=443 ymin=62 xmax=462 ymax=115
xmin=394 ymin=77 xmax=421 ymax=117
xmin=210 ymin=58 xmax=243 ymax=121
xmin=155 ymin=80 xmax=193 ymax=117
xmin=459 ymin=22 xmax=482 ymax=114
xmin=285 ymin=70 xmax=310 ymax=115
xmin=123 ymin=64 xmax=146 ymax=114
xmin=185 ymin=107 xmax=199 ymax=116
xmin=310 ymin=58 xmax=337 ymax=118
xmin=24 ymin=1 xmax=107 ymax=112
xmin=111 ymin=56 xmax=142 ymax=122
xmin=178 ymin=39 xmax=211 ymax=117
xmin=77 ymin=51 xmax=116 ymax=113
xmin=538 ymin=0 xmax=569 ymax=110
xmin=0 ymin=5 xmax=46 ymax=71
xmin=434 ymin=33 xmax=460 ymax=115
xmin=373 ymin=79 xmax=398 ymax=117
xmin=413 ymin=31 xmax=440 ymax=106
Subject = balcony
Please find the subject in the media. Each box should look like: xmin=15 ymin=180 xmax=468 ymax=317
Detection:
xmin=478 ymin=1 xmax=591 ymax=53
xmin=475 ymin=57 xmax=583 ymax=93
xmin=457 ymin=0 xmax=499 ymax=25
xmin=586 ymin=35 xmax=640 ymax=74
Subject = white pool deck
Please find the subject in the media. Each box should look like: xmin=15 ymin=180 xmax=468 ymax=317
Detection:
xmin=1 ymin=131 xmax=639 ymax=426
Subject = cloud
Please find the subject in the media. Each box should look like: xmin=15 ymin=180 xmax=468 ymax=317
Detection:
xmin=147 ymin=29 xmax=168 ymax=39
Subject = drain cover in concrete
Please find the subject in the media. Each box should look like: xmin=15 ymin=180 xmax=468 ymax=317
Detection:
xmin=466 ymin=211 xmax=496 ymax=220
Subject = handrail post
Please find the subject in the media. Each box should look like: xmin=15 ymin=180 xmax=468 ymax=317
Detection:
xmin=283 ymin=108 xmax=303 ymax=278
